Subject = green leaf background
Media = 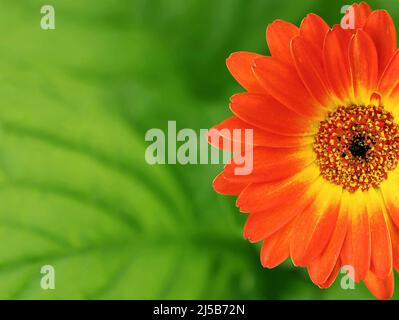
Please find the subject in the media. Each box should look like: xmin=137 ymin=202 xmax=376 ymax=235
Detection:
xmin=0 ymin=0 xmax=397 ymax=299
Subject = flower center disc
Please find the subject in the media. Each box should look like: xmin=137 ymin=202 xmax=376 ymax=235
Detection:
xmin=314 ymin=105 xmax=399 ymax=192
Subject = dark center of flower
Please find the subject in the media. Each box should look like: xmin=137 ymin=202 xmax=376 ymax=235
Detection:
xmin=348 ymin=134 xmax=370 ymax=159
xmin=314 ymin=104 xmax=399 ymax=192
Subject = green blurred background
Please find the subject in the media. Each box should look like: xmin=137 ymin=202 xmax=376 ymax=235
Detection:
xmin=0 ymin=0 xmax=397 ymax=299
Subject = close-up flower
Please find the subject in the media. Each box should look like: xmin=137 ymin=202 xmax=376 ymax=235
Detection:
xmin=210 ymin=2 xmax=399 ymax=300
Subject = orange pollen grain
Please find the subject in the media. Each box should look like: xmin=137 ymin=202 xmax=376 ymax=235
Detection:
xmin=314 ymin=104 xmax=399 ymax=192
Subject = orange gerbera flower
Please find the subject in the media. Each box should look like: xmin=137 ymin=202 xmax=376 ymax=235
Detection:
xmin=210 ymin=2 xmax=399 ymax=299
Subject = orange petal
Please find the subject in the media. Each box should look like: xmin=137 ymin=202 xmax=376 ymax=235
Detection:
xmin=266 ymin=20 xmax=299 ymax=64
xmin=230 ymin=93 xmax=318 ymax=136
xmin=208 ymin=116 xmax=313 ymax=150
xmin=378 ymin=49 xmax=399 ymax=97
xmin=363 ymin=10 xmax=396 ymax=75
xmin=340 ymin=191 xmax=371 ymax=281
xmin=253 ymin=56 xmax=324 ymax=119
xmin=226 ymin=52 xmax=266 ymax=93
xmin=260 ymin=221 xmax=293 ymax=268
xmin=370 ymin=91 xmax=381 ymax=106
xmin=308 ymin=191 xmax=349 ymax=284
xmin=346 ymin=2 xmax=372 ymax=30
xmin=364 ymin=270 xmax=394 ymax=300
xmin=291 ymin=36 xmax=333 ymax=106
xmin=380 ymin=170 xmax=399 ymax=229
xmin=317 ymin=259 xmax=342 ymax=289
xmin=300 ymin=13 xmax=329 ymax=49
xmin=386 ymin=216 xmax=399 ymax=273
xmin=380 ymin=170 xmax=399 ymax=272
xmin=243 ymin=182 xmax=318 ymax=242
xmin=349 ymin=30 xmax=378 ymax=102
xmin=323 ymin=26 xmax=353 ymax=102
xmin=223 ymin=146 xmax=315 ymax=183
xmin=384 ymin=85 xmax=399 ymax=120
xmin=364 ymin=188 xmax=393 ymax=280
xmin=237 ymin=163 xmax=319 ymax=213
xmin=290 ymin=179 xmax=342 ymax=266
xmin=213 ymin=172 xmax=247 ymax=196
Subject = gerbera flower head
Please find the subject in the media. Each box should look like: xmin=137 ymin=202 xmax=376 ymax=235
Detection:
xmin=210 ymin=2 xmax=399 ymax=299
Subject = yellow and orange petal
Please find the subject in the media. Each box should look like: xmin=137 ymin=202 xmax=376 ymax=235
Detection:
xmin=210 ymin=2 xmax=399 ymax=300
